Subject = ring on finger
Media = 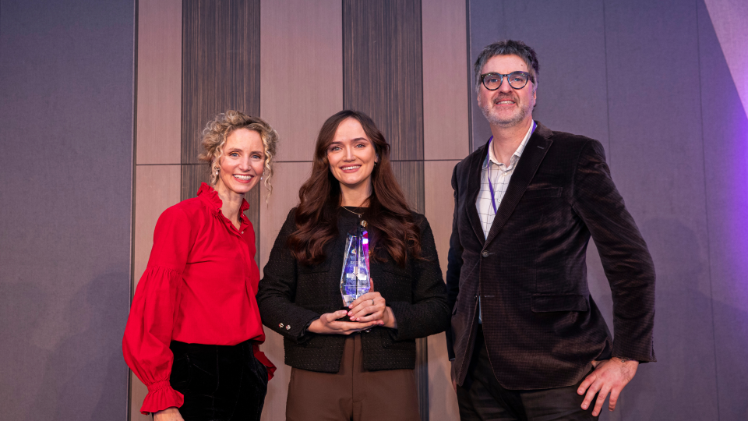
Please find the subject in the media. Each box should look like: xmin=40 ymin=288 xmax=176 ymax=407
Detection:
xmin=371 ymin=299 xmax=374 ymax=306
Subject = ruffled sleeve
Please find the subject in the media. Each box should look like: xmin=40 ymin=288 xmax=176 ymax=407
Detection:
xmin=122 ymin=206 xmax=192 ymax=414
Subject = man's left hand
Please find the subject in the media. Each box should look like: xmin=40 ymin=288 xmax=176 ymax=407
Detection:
xmin=577 ymin=357 xmax=639 ymax=416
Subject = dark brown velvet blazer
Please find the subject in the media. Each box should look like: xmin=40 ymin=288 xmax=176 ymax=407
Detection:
xmin=446 ymin=122 xmax=656 ymax=390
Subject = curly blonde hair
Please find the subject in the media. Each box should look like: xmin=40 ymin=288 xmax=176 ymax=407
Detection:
xmin=199 ymin=111 xmax=278 ymax=196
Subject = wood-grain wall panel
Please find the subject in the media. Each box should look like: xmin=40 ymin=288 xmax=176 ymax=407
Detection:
xmin=131 ymin=2 xmax=185 ymax=419
xmin=134 ymin=166 xmax=183 ymax=287
xmin=180 ymin=164 xmax=209 ymax=201
xmin=343 ymin=0 xmax=424 ymax=161
xmin=391 ymin=161 xmax=425 ymax=213
xmin=422 ymin=0 xmax=470 ymax=160
xmin=181 ymin=0 xmax=261 ymax=164
xmin=260 ymin=0 xmax=343 ymax=162
xmin=137 ymin=0 xmax=182 ymax=165
xmin=424 ymin=159 xmax=460 ymax=421
xmin=390 ymin=159 xmax=428 ymax=417
xmin=424 ymin=160 xmax=459 ymax=278
xmin=130 ymin=165 xmax=182 ymax=421
xmin=343 ymin=2 xmax=428 ymax=415
xmin=258 ymin=162 xmax=311 ymax=421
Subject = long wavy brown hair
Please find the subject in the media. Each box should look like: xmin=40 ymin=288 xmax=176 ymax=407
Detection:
xmin=288 ymin=110 xmax=421 ymax=267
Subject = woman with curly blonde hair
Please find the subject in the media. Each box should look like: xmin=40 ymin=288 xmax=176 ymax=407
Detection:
xmin=124 ymin=111 xmax=278 ymax=421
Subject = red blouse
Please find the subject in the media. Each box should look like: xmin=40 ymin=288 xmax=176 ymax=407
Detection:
xmin=123 ymin=183 xmax=275 ymax=415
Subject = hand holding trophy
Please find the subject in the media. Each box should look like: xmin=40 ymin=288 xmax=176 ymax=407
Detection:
xmin=340 ymin=219 xmax=371 ymax=311
xmin=340 ymin=219 xmax=397 ymax=329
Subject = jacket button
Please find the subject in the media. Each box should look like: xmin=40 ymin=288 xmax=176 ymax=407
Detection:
xmin=279 ymin=323 xmax=284 ymax=328
xmin=481 ymin=250 xmax=489 ymax=257
xmin=286 ymin=325 xmax=291 ymax=330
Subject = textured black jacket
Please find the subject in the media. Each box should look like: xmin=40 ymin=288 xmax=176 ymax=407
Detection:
xmin=447 ymin=122 xmax=656 ymax=390
xmin=258 ymin=208 xmax=450 ymax=373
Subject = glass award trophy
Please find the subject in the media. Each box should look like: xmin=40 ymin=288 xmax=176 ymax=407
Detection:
xmin=340 ymin=220 xmax=371 ymax=310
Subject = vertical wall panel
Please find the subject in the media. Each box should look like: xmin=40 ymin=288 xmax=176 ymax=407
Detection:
xmin=422 ymin=0 xmax=470 ymax=160
xmin=180 ymin=0 xmax=262 ymax=260
xmin=424 ymin=160 xmax=461 ymax=421
xmin=137 ymin=0 xmax=182 ymax=165
xmin=468 ymin=0 xmax=608 ymax=152
xmin=343 ymin=0 xmax=424 ymax=161
xmin=343 ymin=2 xmax=429 ymax=416
xmin=467 ymin=0 xmax=504 ymax=151
xmin=0 ymin=0 xmax=134 ymax=419
xmin=258 ymin=162 xmax=310 ymax=421
xmin=391 ymin=161 xmax=427 ymax=418
xmin=180 ymin=164 xmax=209 ymax=201
xmin=500 ymin=1 xmax=609 ymax=148
xmin=260 ymin=0 xmax=343 ymax=162
xmin=605 ymin=1 xmax=717 ymax=419
xmin=392 ymin=161 xmax=425 ymax=213
xmin=131 ymin=2 xmax=185 ymax=419
xmin=703 ymin=0 xmax=748 ymax=121
xmin=698 ymin=1 xmax=748 ymax=418
xmin=130 ymin=166 xmax=181 ymax=421
xmin=181 ymin=0 xmax=261 ymax=164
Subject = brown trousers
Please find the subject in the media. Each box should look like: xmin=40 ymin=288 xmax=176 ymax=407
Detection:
xmin=286 ymin=334 xmax=420 ymax=421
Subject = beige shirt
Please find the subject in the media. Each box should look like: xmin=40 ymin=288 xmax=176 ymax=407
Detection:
xmin=476 ymin=121 xmax=536 ymax=237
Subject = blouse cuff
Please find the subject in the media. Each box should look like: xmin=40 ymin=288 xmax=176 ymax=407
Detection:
xmin=140 ymin=380 xmax=184 ymax=415
xmin=252 ymin=343 xmax=277 ymax=380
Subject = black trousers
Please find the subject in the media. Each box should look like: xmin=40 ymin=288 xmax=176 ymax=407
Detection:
xmin=169 ymin=340 xmax=268 ymax=421
xmin=457 ymin=327 xmax=599 ymax=421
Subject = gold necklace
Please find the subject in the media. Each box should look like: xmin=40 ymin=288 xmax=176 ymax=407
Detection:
xmin=341 ymin=206 xmax=368 ymax=227
xmin=341 ymin=206 xmax=363 ymax=217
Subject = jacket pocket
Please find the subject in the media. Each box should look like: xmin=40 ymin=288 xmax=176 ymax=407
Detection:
xmin=531 ymin=293 xmax=589 ymax=312
xmin=382 ymin=336 xmax=416 ymax=351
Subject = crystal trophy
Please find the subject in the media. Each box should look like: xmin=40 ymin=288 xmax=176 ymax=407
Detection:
xmin=340 ymin=220 xmax=371 ymax=309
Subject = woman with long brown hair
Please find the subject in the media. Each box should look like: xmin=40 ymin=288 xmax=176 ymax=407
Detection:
xmin=257 ymin=110 xmax=450 ymax=420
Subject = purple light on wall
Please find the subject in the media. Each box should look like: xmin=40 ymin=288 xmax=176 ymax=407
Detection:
xmin=705 ymin=0 xmax=748 ymax=122
xmin=703 ymin=0 xmax=748 ymax=311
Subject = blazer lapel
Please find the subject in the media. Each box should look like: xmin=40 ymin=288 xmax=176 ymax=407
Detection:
xmin=484 ymin=123 xmax=553 ymax=247
xmin=466 ymin=144 xmax=489 ymax=245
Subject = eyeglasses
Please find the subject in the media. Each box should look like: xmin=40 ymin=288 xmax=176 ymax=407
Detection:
xmin=480 ymin=71 xmax=533 ymax=90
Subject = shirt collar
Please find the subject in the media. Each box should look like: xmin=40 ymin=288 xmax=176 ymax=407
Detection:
xmin=483 ymin=120 xmax=536 ymax=170
xmin=197 ymin=182 xmax=250 ymax=226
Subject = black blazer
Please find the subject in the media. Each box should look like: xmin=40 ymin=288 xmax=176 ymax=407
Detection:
xmin=446 ymin=122 xmax=656 ymax=390
xmin=258 ymin=208 xmax=450 ymax=373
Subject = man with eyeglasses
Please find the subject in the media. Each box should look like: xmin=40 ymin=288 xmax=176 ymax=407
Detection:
xmin=446 ymin=40 xmax=655 ymax=420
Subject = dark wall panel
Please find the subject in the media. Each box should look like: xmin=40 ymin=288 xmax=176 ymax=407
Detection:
xmin=500 ymin=1 xmax=609 ymax=147
xmin=180 ymin=0 xmax=262 ymax=257
xmin=468 ymin=0 xmax=608 ymax=152
xmin=0 ymin=0 xmax=134 ymax=419
xmin=181 ymin=0 xmax=261 ymax=165
xmin=343 ymin=0 xmax=424 ymax=161
xmin=604 ymin=0 xmax=717 ymax=419
xmin=698 ymin=1 xmax=748 ymax=419
xmin=343 ymin=2 xmax=427 ymax=417
xmin=467 ymin=0 xmax=504 ymax=150
xmin=392 ymin=161 xmax=425 ymax=213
